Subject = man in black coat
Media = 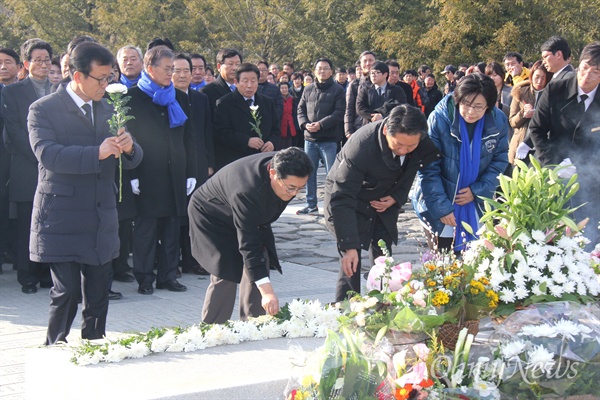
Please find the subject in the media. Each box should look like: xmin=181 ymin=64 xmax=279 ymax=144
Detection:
xmin=188 ymin=148 xmax=313 ymax=323
xmin=324 ymin=105 xmax=441 ymax=301
xmin=213 ymin=63 xmax=278 ymax=170
xmin=28 ymin=42 xmax=142 ymax=344
xmin=1 ymin=39 xmax=54 ymax=293
xmin=530 ymin=42 xmax=600 ymax=248
xmin=344 ymin=51 xmax=376 ymax=138
xmin=201 ymin=48 xmax=242 ymax=116
xmin=541 ymin=36 xmax=575 ymax=82
xmin=356 ymin=61 xmax=407 ymax=126
xmin=127 ymin=45 xmax=197 ymax=294
xmin=256 ymin=60 xmax=283 ymax=120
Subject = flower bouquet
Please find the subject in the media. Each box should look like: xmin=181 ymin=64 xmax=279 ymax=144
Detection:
xmin=491 ymin=301 xmax=600 ymax=399
xmin=463 ymin=158 xmax=599 ymax=316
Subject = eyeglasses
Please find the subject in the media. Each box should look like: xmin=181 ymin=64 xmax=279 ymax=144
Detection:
xmin=154 ymin=65 xmax=175 ymax=74
xmin=460 ymin=103 xmax=487 ymax=113
xmin=31 ymin=58 xmax=52 ymax=65
xmin=86 ymin=73 xmax=115 ymax=86
xmin=315 ymin=67 xmax=331 ymax=72
xmin=173 ymin=68 xmax=191 ymax=75
xmin=278 ymin=178 xmax=304 ymax=194
xmin=579 ymin=61 xmax=600 ymax=80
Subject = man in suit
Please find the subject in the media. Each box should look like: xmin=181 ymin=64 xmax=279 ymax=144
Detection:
xmin=0 ymin=48 xmax=20 ymax=86
xmin=529 ymin=42 xmax=600 ymax=248
xmin=213 ymin=63 xmax=278 ymax=170
xmin=201 ymin=48 xmax=242 ymax=116
xmin=256 ymin=60 xmax=283 ymax=119
xmin=541 ymin=36 xmax=575 ymax=81
xmin=188 ymin=147 xmax=313 ymax=323
xmin=190 ymin=53 xmax=207 ymax=91
xmin=27 ymin=42 xmax=142 ymax=344
xmin=324 ymin=105 xmax=440 ymax=301
xmin=386 ymin=60 xmax=415 ymax=108
xmin=171 ymin=53 xmax=213 ymax=276
xmin=1 ymin=38 xmax=54 ymax=293
xmin=344 ymin=51 xmax=375 ymax=139
xmin=356 ymin=61 xmax=407 ymax=126
xmin=127 ymin=45 xmax=197 ymax=295
xmin=117 ymin=45 xmax=144 ymax=88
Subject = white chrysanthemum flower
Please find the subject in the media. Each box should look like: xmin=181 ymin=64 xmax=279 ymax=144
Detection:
xmin=552 ymin=271 xmax=568 ymax=284
xmin=528 ymin=267 xmax=543 ymax=281
xmin=526 ymin=243 xmax=542 ymax=257
xmin=355 ymin=312 xmax=366 ymax=327
xmin=577 ymin=283 xmax=588 ymax=296
xmin=531 ymin=254 xmax=548 ymax=269
xmin=364 ymin=296 xmax=379 ymax=309
xmin=129 ymin=341 xmax=151 ymax=358
xmin=105 ymin=83 xmax=128 ymax=94
xmin=548 ymin=284 xmax=564 ymax=298
xmin=531 ymin=284 xmax=544 ymax=296
xmin=77 ymin=349 xmax=103 ymax=366
xmin=104 ymin=344 xmax=129 ymax=362
xmin=288 ymin=299 xmax=306 ymax=318
xmin=557 ymin=236 xmax=578 ymax=251
xmin=520 ymin=323 xmax=557 ymax=338
xmin=531 ymin=230 xmax=546 ymax=243
xmin=150 ymin=330 xmax=177 ymax=352
xmin=501 ymin=339 xmax=527 ymax=359
xmin=259 ymin=321 xmax=285 ymax=339
xmin=527 ymin=345 xmax=555 ymax=374
xmin=491 ymin=247 xmax=505 ymax=260
xmin=166 ymin=341 xmax=186 ymax=352
xmin=472 ymin=381 xmax=499 ymax=398
xmin=514 ymin=286 xmax=529 ymax=300
xmin=547 ymin=254 xmax=564 ymax=271
xmin=500 ymin=289 xmax=516 ymax=303
xmin=518 ymin=233 xmax=531 ymax=245
xmin=553 ymin=319 xmax=584 ymax=341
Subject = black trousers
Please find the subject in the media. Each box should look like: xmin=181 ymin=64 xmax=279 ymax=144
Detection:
xmin=46 ymin=261 xmax=111 ymax=345
xmin=15 ymin=201 xmax=51 ymax=286
xmin=133 ymin=215 xmax=180 ymax=285
xmin=335 ymin=216 xmax=393 ymax=302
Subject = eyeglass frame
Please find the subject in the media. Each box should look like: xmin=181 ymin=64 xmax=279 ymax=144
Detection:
xmin=30 ymin=58 xmax=52 ymax=66
xmin=86 ymin=73 xmax=115 ymax=86
xmin=278 ymin=177 xmax=304 ymax=194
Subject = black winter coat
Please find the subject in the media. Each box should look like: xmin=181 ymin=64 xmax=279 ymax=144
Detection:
xmin=297 ymin=77 xmax=346 ymax=142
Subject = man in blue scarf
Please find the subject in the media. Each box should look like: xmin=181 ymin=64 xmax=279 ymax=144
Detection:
xmin=117 ymin=45 xmax=144 ymax=88
xmin=126 ymin=45 xmax=197 ymax=295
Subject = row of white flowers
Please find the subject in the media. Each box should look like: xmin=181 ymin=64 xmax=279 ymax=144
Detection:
xmin=72 ymin=299 xmax=340 ymax=366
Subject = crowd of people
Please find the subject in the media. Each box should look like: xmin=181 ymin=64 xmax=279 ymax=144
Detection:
xmin=0 ymin=34 xmax=598 ymax=344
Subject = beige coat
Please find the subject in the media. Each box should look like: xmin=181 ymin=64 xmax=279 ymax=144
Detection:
xmin=508 ymin=80 xmax=536 ymax=164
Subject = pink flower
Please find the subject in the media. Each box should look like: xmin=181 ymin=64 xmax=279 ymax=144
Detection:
xmin=413 ymin=343 xmax=430 ymax=361
xmin=396 ymin=361 xmax=429 ymax=387
xmin=495 ymin=225 xmax=509 ymax=239
xmin=483 ymin=239 xmax=495 ymax=251
xmin=389 ymin=262 xmax=412 ymax=291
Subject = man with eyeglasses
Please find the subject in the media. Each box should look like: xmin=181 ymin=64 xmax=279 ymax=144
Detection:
xmin=27 ymin=42 xmax=142 ymax=344
xmin=356 ymin=61 xmax=407 ymax=126
xmin=126 ymin=45 xmax=197 ymax=295
xmin=1 ymin=38 xmax=54 ymax=294
xmin=188 ymin=147 xmax=313 ymax=323
xmin=296 ymin=58 xmax=346 ymax=215
xmin=529 ymin=42 xmax=600 ymax=248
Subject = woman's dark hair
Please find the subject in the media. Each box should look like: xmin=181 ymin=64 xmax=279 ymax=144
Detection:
xmin=69 ymin=42 xmax=115 ymax=78
xmin=476 ymin=62 xmax=487 ymax=74
xmin=51 ymin=57 xmax=60 ymax=69
xmin=453 ymin=73 xmax=497 ymax=111
xmin=272 ymin=147 xmax=313 ymax=179
xmin=205 ymin=65 xmax=214 ymax=75
xmin=529 ymin=60 xmax=553 ymax=85
xmin=384 ymin=104 xmax=428 ymax=138
xmin=291 ymin=72 xmax=303 ymax=81
xmin=485 ymin=61 xmax=505 ymax=80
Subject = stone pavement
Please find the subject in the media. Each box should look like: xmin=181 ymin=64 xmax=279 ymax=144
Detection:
xmin=0 ymin=167 xmax=427 ymax=400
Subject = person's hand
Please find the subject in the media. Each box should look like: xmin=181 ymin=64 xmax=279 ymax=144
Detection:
xmin=557 ymin=158 xmax=577 ymax=179
xmin=516 ymin=142 xmax=531 ymax=160
xmin=186 ymin=178 xmax=196 ymax=196
xmin=115 ymin=127 xmax=134 ymax=154
xmin=370 ymin=113 xmax=383 ymax=122
xmin=248 ymin=137 xmax=264 ymax=150
xmin=306 ymin=122 xmax=321 ymax=133
xmin=523 ymin=103 xmax=534 ymax=119
xmin=455 ymin=187 xmax=474 ymax=206
xmin=208 ymin=167 xmax=214 ymax=176
xmin=341 ymin=249 xmax=359 ymax=278
xmin=260 ymin=141 xmax=274 ymax=152
xmin=370 ymin=195 xmax=396 ymax=212
xmin=440 ymin=212 xmax=456 ymax=226
xmin=130 ymin=179 xmax=140 ymax=195
xmin=257 ymin=282 xmax=280 ymax=316
xmin=98 ymin=137 xmax=121 ymax=160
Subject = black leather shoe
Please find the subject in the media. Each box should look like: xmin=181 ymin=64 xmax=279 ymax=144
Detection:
xmin=137 ymin=283 xmax=154 ymax=295
xmin=108 ymin=290 xmax=123 ymax=300
xmin=113 ymin=272 xmax=135 ymax=282
xmin=175 ymin=268 xmax=182 ymax=279
xmin=156 ymin=280 xmax=187 ymax=292
xmin=22 ymin=284 xmax=37 ymax=294
xmin=181 ymin=265 xmax=210 ymax=276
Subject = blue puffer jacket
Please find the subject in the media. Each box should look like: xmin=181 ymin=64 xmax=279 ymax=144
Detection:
xmin=413 ymin=94 xmax=509 ymax=234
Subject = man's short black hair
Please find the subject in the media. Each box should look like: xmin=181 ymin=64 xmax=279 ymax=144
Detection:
xmin=272 ymin=147 xmax=313 ymax=179
xmin=386 ymin=60 xmax=401 ymax=69
xmin=256 ymin=60 xmax=269 ymax=69
xmin=189 ymin=53 xmax=207 ymax=66
xmin=418 ymin=65 xmax=430 ymax=74
xmin=314 ymin=58 xmax=333 ymax=70
xmin=20 ymin=38 xmax=52 ymax=62
xmin=335 ymin=67 xmax=347 ymax=74
xmin=371 ymin=61 xmax=389 ymax=75
xmin=175 ymin=53 xmax=192 ymax=70
xmin=0 ymin=48 xmax=20 ymax=65
xmin=216 ymin=48 xmax=243 ymax=65
xmin=541 ymin=36 xmax=571 ymax=60
xmin=283 ymin=62 xmax=294 ymax=69
xmin=68 ymin=42 xmax=115 ymax=79
xmin=385 ymin=104 xmax=428 ymax=138
xmin=147 ymin=37 xmax=174 ymax=51
xmin=291 ymin=72 xmax=303 ymax=81
xmin=359 ymin=51 xmax=377 ymax=60
xmin=235 ymin=63 xmax=260 ymax=81
xmin=453 ymin=73 xmax=497 ymax=112
xmin=404 ymin=69 xmax=418 ymax=77
xmin=67 ymin=35 xmax=96 ymax=55
xmin=580 ymin=42 xmax=600 ymax=67
xmin=504 ymin=52 xmax=523 ymax=64
xmin=348 ymin=67 xmax=356 ymax=74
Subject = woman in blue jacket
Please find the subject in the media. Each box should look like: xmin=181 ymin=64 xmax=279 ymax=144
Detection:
xmin=413 ymin=73 xmax=509 ymax=250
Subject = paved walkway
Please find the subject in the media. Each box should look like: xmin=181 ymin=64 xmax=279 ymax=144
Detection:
xmin=0 ymin=168 xmax=427 ymax=399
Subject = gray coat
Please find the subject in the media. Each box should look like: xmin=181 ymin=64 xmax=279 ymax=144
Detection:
xmin=28 ymin=85 xmax=143 ymax=265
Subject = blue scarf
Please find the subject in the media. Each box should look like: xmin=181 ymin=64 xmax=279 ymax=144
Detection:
xmin=137 ymin=71 xmax=188 ymax=128
xmin=190 ymin=81 xmax=206 ymax=91
xmin=454 ymin=113 xmax=484 ymax=249
xmin=120 ymin=74 xmax=141 ymax=88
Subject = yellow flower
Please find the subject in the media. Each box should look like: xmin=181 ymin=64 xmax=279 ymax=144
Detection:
xmin=479 ymin=277 xmax=490 ymax=285
xmin=426 ymin=263 xmax=436 ymax=271
xmin=432 ymin=291 xmax=450 ymax=306
xmin=427 ymin=279 xmax=436 ymax=287
xmin=301 ymin=375 xmax=315 ymax=388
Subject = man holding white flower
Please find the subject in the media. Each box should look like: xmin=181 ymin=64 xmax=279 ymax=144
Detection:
xmin=27 ymin=42 xmax=142 ymax=344
xmin=212 ymin=63 xmax=279 ymax=170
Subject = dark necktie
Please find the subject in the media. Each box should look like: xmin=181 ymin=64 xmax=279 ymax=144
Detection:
xmin=378 ymin=87 xmax=383 ymax=97
xmin=246 ymin=98 xmax=253 ymax=107
xmin=579 ymin=94 xmax=589 ymax=113
xmin=81 ymin=103 xmax=93 ymax=127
